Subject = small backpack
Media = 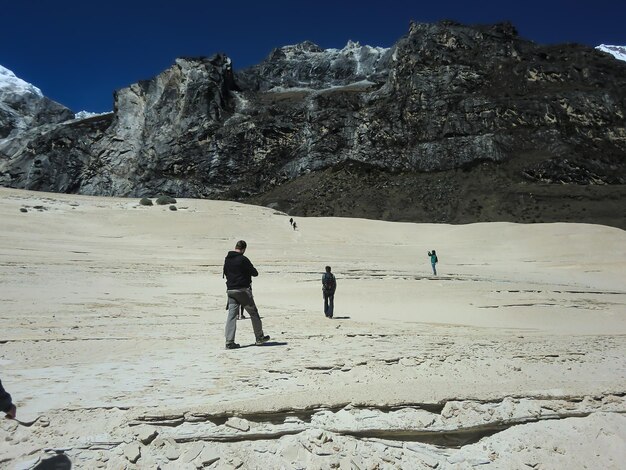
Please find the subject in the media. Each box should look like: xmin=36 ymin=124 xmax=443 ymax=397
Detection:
xmin=323 ymin=273 xmax=336 ymax=291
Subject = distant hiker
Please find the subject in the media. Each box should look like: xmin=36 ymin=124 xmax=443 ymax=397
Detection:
xmin=0 ymin=379 xmax=16 ymax=419
xmin=428 ymin=250 xmax=438 ymax=275
xmin=289 ymin=217 xmax=294 ymax=227
xmin=222 ymin=240 xmax=270 ymax=349
xmin=238 ymin=304 xmax=246 ymax=320
xmin=322 ymin=266 xmax=337 ymax=318
xmin=293 ymin=221 xmax=297 ymax=230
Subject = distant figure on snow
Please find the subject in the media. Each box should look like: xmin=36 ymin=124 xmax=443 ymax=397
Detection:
xmin=428 ymin=250 xmax=438 ymax=276
xmin=322 ymin=266 xmax=337 ymax=318
xmin=289 ymin=217 xmax=293 ymax=227
xmin=0 ymin=379 xmax=16 ymax=419
xmin=222 ymin=240 xmax=270 ymax=349
xmin=293 ymin=221 xmax=297 ymax=230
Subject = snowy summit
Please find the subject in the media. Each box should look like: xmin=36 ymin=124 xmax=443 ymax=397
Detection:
xmin=0 ymin=65 xmax=43 ymax=97
xmin=0 ymin=64 xmax=74 ymax=141
xmin=596 ymin=45 xmax=626 ymax=62
xmin=74 ymin=110 xmax=108 ymax=120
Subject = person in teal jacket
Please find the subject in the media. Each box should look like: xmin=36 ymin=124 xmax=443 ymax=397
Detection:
xmin=428 ymin=250 xmax=438 ymax=275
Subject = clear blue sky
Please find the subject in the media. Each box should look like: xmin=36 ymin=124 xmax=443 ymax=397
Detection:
xmin=2 ymin=0 xmax=625 ymax=113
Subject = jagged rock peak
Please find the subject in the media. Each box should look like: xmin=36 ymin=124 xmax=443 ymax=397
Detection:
xmin=270 ymin=39 xmax=389 ymax=59
xmin=272 ymin=40 xmax=325 ymax=57
xmin=238 ymin=39 xmax=392 ymax=91
xmin=175 ymin=53 xmax=233 ymax=68
xmin=392 ymin=19 xmax=529 ymax=70
xmin=116 ymin=53 xmax=236 ymax=106
xmin=408 ymin=20 xmax=519 ymax=38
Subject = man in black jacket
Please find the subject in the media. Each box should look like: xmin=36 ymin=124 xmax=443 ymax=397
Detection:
xmin=222 ymin=240 xmax=270 ymax=349
xmin=1 ymin=379 xmax=16 ymax=419
xmin=322 ymin=266 xmax=336 ymax=318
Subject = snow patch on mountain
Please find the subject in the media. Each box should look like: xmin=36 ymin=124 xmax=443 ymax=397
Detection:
xmin=74 ymin=110 xmax=112 ymax=120
xmin=596 ymin=45 xmax=626 ymax=62
xmin=0 ymin=64 xmax=73 ymax=140
xmin=0 ymin=65 xmax=43 ymax=97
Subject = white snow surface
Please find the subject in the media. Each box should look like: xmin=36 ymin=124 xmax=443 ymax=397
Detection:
xmin=0 ymin=65 xmax=43 ymax=97
xmin=74 ymin=110 xmax=109 ymax=120
xmin=596 ymin=44 xmax=626 ymax=62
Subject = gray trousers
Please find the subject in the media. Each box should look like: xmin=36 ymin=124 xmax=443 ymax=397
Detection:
xmin=323 ymin=292 xmax=334 ymax=317
xmin=225 ymin=288 xmax=264 ymax=344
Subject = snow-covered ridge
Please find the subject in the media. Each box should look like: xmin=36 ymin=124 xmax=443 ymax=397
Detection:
xmin=278 ymin=40 xmax=390 ymax=70
xmin=0 ymin=65 xmax=43 ymax=97
xmin=596 ymin=45 xmax=626 ymax=62
xmin=280 ymin=40 xmax=389 ymax=58
xmin=329 ymin=40 xmax=389 ymax=56
xmin=73 ymin=110 xmax=112 ymax=120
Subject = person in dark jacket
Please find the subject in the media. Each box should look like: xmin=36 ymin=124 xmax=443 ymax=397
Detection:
xmin=322 ymin=266 xmax=337 ymax=318
xmin=0 ymin=379 xmax=16 ymax=419
xmin=222 ymin=240 xmax=270 ymax=349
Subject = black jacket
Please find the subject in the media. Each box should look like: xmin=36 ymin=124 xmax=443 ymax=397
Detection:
xmin=0 ymin=379 xmax=13 ymax=413
xmin=322 ymin=273 xmax=336 ymax=294
xmin=223 ymin=251 xmax=258 ymax=289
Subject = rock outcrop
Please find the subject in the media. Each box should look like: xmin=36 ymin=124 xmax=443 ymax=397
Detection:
xmin=236 ymin=40 xmax=392 ymax=91
xmin=1 ymin=21 xmax=625 ymax=227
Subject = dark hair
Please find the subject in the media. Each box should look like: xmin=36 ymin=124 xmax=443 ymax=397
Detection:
xmin=325 ymin=266 xmax=331 ymax=272
xmin=236 ymin=240 xmax=247 ymax=250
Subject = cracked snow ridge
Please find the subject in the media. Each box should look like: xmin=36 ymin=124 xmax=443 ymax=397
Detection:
xmin=128 ymin=394 xmax=626 ymax=447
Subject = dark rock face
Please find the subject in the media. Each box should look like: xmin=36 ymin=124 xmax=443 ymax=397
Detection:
xmin=0 ymin=114 xmax=113 ymax=192
xmin=1 ymin=22 xmax=625 ymax=228
xmin=0 ymin=56 xmax=235 ymax=196
xmin=78 ymin=55 xmax=237 ymax=196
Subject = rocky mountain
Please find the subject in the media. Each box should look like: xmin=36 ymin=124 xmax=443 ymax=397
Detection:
xmin=1 ymin=21 xmax=625 ymax=228
xmin=0 ymin=65 xmax=74 ymax=139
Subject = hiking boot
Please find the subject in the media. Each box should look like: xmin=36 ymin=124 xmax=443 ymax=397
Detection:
xmin=225 ymin=342 xmax=240 ymax=350
xmin=255 ymin=335 xmax=270 ymax=345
